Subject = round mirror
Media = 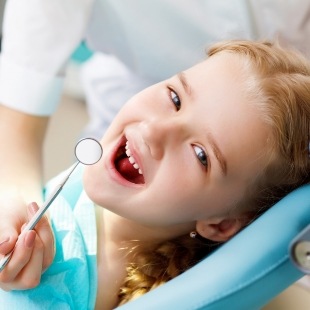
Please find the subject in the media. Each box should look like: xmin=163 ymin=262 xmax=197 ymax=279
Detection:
xmin=75 ymin=138 xmax=103 ymax=165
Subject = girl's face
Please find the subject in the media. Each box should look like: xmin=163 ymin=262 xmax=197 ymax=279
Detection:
xmin=84 ymin=53 xmax=271 ymax=232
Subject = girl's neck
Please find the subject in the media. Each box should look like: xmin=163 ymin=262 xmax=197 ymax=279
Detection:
xmin=95 ymin=206 xmax=128 ymax=309
xmin=97 ymin=206 xmax=165 ymax=258
xmin=94 ymin=205 xmax=195 ymax=309
xmin=94 ymin=205 xmax=172 ymax=309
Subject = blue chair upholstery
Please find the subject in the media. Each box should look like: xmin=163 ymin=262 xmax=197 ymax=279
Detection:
xmin=117 ymin=184 xmax=310 ymax=310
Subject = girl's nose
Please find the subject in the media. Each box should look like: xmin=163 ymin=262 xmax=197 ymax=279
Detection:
xmin=139 ymin=117 xmax=185 ymax=160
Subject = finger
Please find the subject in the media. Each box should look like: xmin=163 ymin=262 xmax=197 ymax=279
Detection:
xmin=26 ymin=201 xmax=40 ymax=223
xmin=0 ymin=228 xmax=19 ymax=255
xmin=8 ymin=234 xmax=44 ymax=290
xmin=0 ymin=230 xmax=36 ymax=283
xmin=0 ymin=232 xmax=44 ymax=290
xmin=27 ymin=202 xmax=55 ymax=269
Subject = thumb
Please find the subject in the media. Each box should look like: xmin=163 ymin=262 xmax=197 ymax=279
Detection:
xmin=27 ymin=202 xmax=50 ymax=230
xmin=27 ymin=201 xmax=39 ymax=220
xmin=0 ymin=228 xmax=19 ymax=255
xmin=0 ymin=194 xmax=31 ymax=255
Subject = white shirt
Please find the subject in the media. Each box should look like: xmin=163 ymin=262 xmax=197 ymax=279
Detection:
xmin=0 ymin=0 xmax=309 ymax=116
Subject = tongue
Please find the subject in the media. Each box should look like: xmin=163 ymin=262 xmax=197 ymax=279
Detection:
xmin=116 ymin=157 xmax=144 ymax=184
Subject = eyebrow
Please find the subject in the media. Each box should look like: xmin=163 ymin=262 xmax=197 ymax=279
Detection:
xmin=177 ymin=72 xmax=192 ymax=96
xmin=206 ymin=131 xmax=228 ymax=176
xmin=177 ymin=71 xmax=227 ymax=176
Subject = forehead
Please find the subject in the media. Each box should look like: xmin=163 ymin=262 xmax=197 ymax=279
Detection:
xmin=187 ymin=52 xmax=249 ymax=84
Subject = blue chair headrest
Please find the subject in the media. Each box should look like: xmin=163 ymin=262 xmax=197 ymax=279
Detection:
xmin=117 ymin=184 xmax=310 ymax=310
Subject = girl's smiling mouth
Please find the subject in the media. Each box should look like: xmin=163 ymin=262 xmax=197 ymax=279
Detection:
xmin=113 ymin=136 xmax=145 ymax=185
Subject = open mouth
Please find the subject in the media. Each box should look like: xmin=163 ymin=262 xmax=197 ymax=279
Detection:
xmin=114 ymin=138 xmax=145 ymax=184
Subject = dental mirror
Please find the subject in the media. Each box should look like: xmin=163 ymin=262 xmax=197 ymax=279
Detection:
xmin=75 ymin=137 xmax=103 ymax=165
xmin=0 ymin=137 xmax=102 ymax=272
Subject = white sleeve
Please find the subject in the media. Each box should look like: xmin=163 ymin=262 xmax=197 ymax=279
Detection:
xmin=0 ymin=0 xmax=94 ymax=116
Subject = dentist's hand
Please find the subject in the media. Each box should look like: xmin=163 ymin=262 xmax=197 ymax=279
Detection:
xmin=0 ymin=199 xmax=55 ymax=291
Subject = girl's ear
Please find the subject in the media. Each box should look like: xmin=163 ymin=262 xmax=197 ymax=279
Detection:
xmin=196 ymin=216 xmax=248 ymax=242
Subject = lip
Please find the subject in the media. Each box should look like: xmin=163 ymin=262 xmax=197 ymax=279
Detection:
xmin=108 ymin=135 xmax=145 ymax=187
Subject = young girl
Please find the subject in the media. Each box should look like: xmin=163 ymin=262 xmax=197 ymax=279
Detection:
xmin=0 ymin=40 xmax=309 ymax=309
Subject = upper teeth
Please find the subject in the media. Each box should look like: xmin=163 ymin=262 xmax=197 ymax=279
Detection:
xmin=125 ymin=141 xmax=143 ymax=175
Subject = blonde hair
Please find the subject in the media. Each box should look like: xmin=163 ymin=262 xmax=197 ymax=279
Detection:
xmin=117 ymin=40 xmax=310 ymax=305
xmin=208 ymin=41 xmax=310 ymax=216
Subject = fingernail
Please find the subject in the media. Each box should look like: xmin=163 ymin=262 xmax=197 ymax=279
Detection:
xmin=28 ymin=202 xmax=39 ymax=214
xmin=0 ymin=237 xmax=10 ymax=247
xmin=25 ymin=231 xmax=36 ymax=248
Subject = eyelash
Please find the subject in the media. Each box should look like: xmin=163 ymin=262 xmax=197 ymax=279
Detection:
xmin=167 ymin=86 xmax=208 ymax=169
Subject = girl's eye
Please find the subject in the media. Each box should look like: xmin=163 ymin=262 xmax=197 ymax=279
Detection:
xmin=169 ymin=88 xmax=181 ymax=111
xmin=193 ymin=145 xmax=208 ymax=167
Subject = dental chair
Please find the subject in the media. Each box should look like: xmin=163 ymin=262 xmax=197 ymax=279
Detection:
xmin=117 ymin=184 xmax=310 ymax=310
